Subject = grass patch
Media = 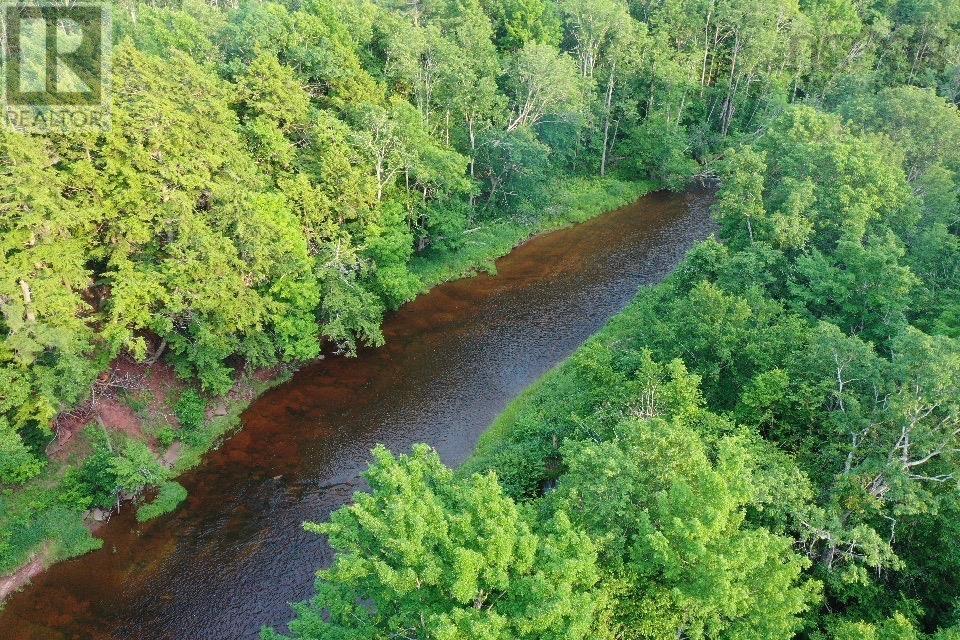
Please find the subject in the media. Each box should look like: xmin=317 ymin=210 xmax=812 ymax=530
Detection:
xmin=0 ymin=461 xmax=101 ymax=575
xmin=120 ymin=390 xmax=153 ymax=417
xmin=413 ymin=177 xmax=654 ymax=290
xmin=136 ymin=481 xmax=188 ymax=522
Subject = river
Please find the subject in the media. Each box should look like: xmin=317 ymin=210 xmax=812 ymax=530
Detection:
xmin=1 ymin=189 xmax=713 ymax=640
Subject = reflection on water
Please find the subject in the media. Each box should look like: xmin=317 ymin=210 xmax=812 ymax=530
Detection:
xmin=1 ymin=189 xmax=714 ymax=640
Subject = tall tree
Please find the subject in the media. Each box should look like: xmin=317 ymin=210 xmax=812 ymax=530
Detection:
xmin=264 ymin=445 xmax=603 ymax=640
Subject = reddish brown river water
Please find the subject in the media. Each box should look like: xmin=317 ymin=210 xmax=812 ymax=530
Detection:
xmin=1 ymin=189 xmax=713 ymax=640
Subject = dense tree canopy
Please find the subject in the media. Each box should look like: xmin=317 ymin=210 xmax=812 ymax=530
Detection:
xmin=263 ymin=1 xmax=960 ymax=638
xmin=2 ymin=0 xmax=960 ymax=637
xmin=264 ymin=445 xmax=601 ymax=640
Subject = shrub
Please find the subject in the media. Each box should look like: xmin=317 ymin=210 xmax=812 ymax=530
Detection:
xmin=174 ymin=389 xmax=207 ymax=431
xmin=156 ymin=425 xmax=176 ymax=448
xmin=57 ymin=427 xmax=120 ymax=510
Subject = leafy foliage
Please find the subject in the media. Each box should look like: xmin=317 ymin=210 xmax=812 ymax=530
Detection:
xmin=265 ymin=445 xmax=601 ymax=640
xmin=136 ymin=481 xmax=188 ymax=523
xmin=2 ymin=0 xmax=960 ymax=637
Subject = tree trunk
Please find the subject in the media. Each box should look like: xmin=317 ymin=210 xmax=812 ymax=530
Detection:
xmin=19 ymin=279 xmax=35 ymax=323
xmin=468 ymin=117 xmax=476 ymax=207
xmin=600 ymin=61 xmax=617 ymax=177
xmin=700 ymin=3 xmax=713 ymax=96
xmin=145 ymin=338 xmax=167 ymax=365
xmin=721 ymin=33 xmax=741 ymax=136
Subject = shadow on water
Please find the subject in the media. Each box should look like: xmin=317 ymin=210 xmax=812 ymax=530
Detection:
xmin=1 ymin=189 xmax=714 ymax=640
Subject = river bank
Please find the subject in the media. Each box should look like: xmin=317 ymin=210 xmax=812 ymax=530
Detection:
xmin=0 ymin=187 xmax=711 ymax=639
xmin=0 ymin=188 xmax=714 ymax=638
xmin=0 ymin=176 xmax=654 ymax=607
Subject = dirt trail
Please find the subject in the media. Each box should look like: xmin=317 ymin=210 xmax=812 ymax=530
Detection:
xmin=0 ymin=549 xmax=48 ymax=603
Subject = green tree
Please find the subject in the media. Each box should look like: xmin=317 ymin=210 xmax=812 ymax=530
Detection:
xmin=111 ymin=439 xmax=167 ymax=495
xmin=265 ymin=444 xmax=603 ymax=640
xmin=555 ymin=418 xmax=819 ymax=639
xmin=840 ymin=86 xmax=960 ymax=183
xmin=505 ymin=42 xmax=585 ymax=132
xmin=0 ymin=128 xmax=97 ymax=476
xmin=620 ymin=114 xmax=697 ymax=190
xmin=480 ymin=0 xmax=562 ymax=50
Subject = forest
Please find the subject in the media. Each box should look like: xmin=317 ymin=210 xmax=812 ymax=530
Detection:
xmin=2 ymin=0 xmax=960 ymax=637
